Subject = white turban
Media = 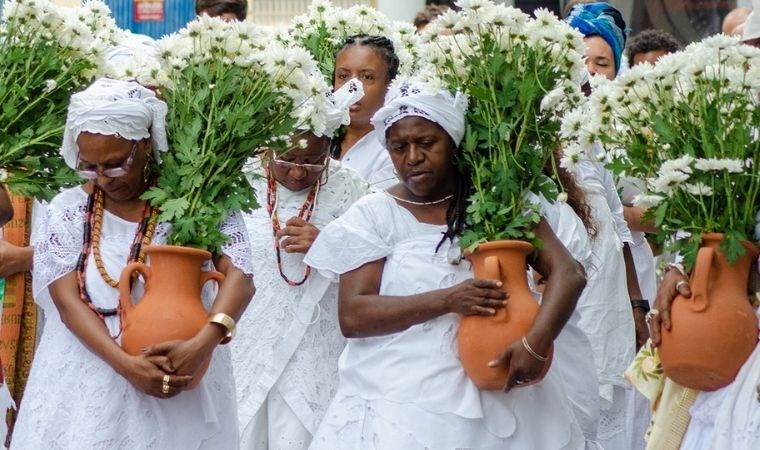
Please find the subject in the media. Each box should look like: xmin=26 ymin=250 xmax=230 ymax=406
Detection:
xmin=61 ymin=78 xmax=168 ymax=169
xmin=371 ymin=79 xmax=468 ymax=147
xmin=319 ymin=78 xmax=364 ymax=137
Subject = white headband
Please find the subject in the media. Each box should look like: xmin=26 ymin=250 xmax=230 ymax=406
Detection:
xmin=61 ymin=78 xmax=168 ymax=169
xmin=371 ymin=80 xmax=468 ymax=147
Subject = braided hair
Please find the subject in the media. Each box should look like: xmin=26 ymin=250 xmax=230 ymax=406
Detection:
xmin=335 ymin=34 xmax=400 ymax=84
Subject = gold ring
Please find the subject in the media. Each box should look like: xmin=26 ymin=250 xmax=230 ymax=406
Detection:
xmin=676 ymin=280 xmax=688 ymax=291
xmin=163 ymin=375 xmax=170 ymax=384
xmin=162 ymin=383 xmax=170 ymax=395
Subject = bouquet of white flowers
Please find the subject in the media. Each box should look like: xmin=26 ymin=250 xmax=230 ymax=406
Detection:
xmin=282 ymin=0 xmax=419 ymax=82
xmin=420 ymin=1 xmax=586 ymax=249
xmin=0 ymin=0 xmax=118 ymax=199
xmin=563 ymin=35 xmax=760 ymax=264
xmin=140 ymin=16 xmax=331 ymax=252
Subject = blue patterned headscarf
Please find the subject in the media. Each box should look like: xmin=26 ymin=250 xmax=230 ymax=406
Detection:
xmin=566 ymin=2 xmax=628 ymax=75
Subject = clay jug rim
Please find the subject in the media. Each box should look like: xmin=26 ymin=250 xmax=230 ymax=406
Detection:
xmin=700 ymin=233 xmax=760 ymax=257
xmin=464 ymin=239 xmax=534 ymax=259
xmin=143 ymin=244 xmax=213 ymax=260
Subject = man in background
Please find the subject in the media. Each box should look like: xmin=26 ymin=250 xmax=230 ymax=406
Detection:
xmin=626 ymin=29 xmax=681 ymax=66
xmin=196 ymin=0 xmax=247 ymax=22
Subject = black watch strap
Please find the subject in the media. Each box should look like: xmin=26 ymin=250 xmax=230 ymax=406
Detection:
xmin=630 ymin=299 xmax=650 ymax=312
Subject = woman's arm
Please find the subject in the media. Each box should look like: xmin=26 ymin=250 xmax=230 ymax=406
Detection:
xmin=50 ymin=272 xmax=190 ymax=397
xmin=624 ymin=205 xmax=657 ymax=234
xmin=338 ymin=258 xmax=508 ymax=338
xmin=144 ymin=255 xmax=255 ymax=376
xmin=491 ymin=220 xmax=587 ymax=390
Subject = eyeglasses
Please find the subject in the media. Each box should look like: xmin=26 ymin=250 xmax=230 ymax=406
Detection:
xmin=76 ymin=142 xmax=138 ymax=179
xmin=271 ymin=153 xmax=329 ymax=174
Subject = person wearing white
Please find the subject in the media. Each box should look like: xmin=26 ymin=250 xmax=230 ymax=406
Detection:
xmin=303 ymin=81 xmax=586 ymax=449
xmin=234 ymin=79 xmax=369 ymax=450
xmin=332 ymin=35 xmax=399 ymax=190
xmin=11 ymin=79 xmax=255 ymax=450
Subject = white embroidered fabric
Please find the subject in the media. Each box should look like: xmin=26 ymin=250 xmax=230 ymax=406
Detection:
xmin=233 ymin=161 xmax=369 ymax=436
xmin=304 ymin=193 xmax=585 ymax=450
xmin=15 ymin=186 xmax=251 ymax=450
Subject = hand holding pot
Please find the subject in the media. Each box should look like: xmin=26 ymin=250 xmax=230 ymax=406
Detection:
xmin=118 ymin=353 xmax=192 ymax=399
xmin=649 ymin=269 xmax=691 ymax=347
xmin=489 ymin=332 xmax=551 ymax=392
xmin=443 ymin=279 xmax=508 ymax=316
xmin=142 ymin=325 xmax=221 ymax=380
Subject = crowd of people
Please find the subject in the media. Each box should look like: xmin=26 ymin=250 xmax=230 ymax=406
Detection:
xmin=1 ymin=0 xmax=759 ymax=449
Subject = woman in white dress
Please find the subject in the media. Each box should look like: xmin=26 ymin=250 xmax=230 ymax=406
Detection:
xmin=234 ymin=80 xmax=369 ymax=450
xmin=331 ymin=35 xmax=398 ymax=189
xmin=566 ymin=4 xmax=650 ymax=447
xmin=303 ymin=81 xmax=587 ymax=449
xmin=11 ymin=79 xmax=255 ymax=450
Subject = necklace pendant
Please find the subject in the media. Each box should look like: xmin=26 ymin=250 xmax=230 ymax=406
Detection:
xmin=447 ymin=243 xmax=463 ymax=265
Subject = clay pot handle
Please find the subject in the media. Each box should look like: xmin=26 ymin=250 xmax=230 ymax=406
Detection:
xmin=688 ymin=246 xmax=714 ymax=313
xmin=200 ymin=270 xmax=225 ymax=289
xmin=119 ymin=261 xmax=150 ymax=315
xmin=482 ymin=255 xmax=502 ymax=284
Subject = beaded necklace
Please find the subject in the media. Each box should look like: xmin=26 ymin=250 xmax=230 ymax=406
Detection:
xmin=266 ymin=170 xmax=320 ymax=286
xmin=77 ymin=186 xmax=158 ymax=323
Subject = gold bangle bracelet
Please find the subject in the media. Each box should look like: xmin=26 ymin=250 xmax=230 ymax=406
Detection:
xmin=208 ymin=313 xmax=236 ymax=344
xmin=521 ymin=336 xmax=549 ymax=362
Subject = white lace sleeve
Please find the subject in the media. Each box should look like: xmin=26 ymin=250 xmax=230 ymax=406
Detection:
xmin=220 ymin=210 xmax=254 ymax=276
xmin=32 ymin=188 xmax=87 ymax=299
xmin=304 ymin=193 xmax=393 ymax=280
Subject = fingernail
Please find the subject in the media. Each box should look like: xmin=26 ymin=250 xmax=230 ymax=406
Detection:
xmin=488 ymin=360 xmax=498 ymax=367
xmin=496 ymin=281 xmax=503 ymax=287
xmin=141 ymin=347 xmax=148 ymax=353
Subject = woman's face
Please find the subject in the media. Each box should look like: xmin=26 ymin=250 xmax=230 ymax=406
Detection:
xmin=334 ymin=45 xmax=390 ymax=129
xmin=268 ymin=132 xmax=330 ymax=192
xmin=584 ymin=35 xmax=616 ymax=80
xmin=386 ymin=116 xmax=458 ymax=199
xmin=76 ymin=132 xmax=151 ymax=202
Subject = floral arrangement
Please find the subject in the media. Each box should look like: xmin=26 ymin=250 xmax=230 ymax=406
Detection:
xmin=137 ymin=16 xmax=331 ymax=252
xmin=419 ymin=1 xmax=586 ymax=249
xmin=281 ymin=0 xmax=419 ymax=81
xmin=0 ymin=0 xmax=119 ymax=199
xmin=561 ymin=35 xmax=760 ymax=265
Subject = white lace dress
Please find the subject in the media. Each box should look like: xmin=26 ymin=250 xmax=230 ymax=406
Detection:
xmin=303 ymin=193 xmax=585 ymax=450
xmin=233 ymin=162 xmax=368 ymax=445
xmin=340 ymin=130 xmax=397 ymax=190
xmin=11 ymin=186 xmax=254 ymax=450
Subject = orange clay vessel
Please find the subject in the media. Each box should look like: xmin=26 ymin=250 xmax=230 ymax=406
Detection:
xmin=119 ymin=245 xmax=224 ymax=389
xmin=658 ymin=233 xmax=759 ymax=391
xmin=459 ymin=240 xmax=552 ymax=390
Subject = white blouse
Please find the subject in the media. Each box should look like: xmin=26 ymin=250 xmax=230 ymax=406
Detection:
xmin=340 ymin=130 xmax=397 ymax=190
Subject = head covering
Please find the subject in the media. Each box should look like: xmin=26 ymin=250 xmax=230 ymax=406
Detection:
xmin=743 ymin=1 xmax=760 ymax=42
xmin=371 ymin=79 xmax=468 ymax=147
xmin=566 ymin=2 xmax=628 ymax=74
xmin=61 ymin=78 xmax=168 ymax=169
xmin=318 ymin=78 xmax=364 ymax=137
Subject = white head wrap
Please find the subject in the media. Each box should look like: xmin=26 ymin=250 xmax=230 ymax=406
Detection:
xmin=318 ymin=78 xmax=364 ymax=137
xmin=743 ymin=1 xmax=760 ymax=42
xmin=61 ymin=78 xmax=168 ymax=169
xmin=371 ymin=79 xmax=468 ymax=147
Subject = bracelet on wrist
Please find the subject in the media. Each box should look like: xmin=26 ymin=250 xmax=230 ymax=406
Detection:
xmin=663 ymin=262 xmax=686 ymax=279
xmin=521 ymin=336 xmax=549 ymax=362
xmin=630 ymin=299 xmax=650 ymax=312
xmin=208 ymin=313 xmax=236 ymax=344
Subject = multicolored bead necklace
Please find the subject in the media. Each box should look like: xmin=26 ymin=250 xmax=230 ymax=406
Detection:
xmin=266 ymin=170 xmax=320 ymax=286
xmin=77 ymin=186 xmax=158 ymax=323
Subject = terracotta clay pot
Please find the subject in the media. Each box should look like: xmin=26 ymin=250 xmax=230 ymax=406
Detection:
xmin=459 ymin=240 xmax=552 ymax=390
xmin=119 ymin=245 xmax=224 ymax=389
xmin=659 ymin=233 xmax=759 ymax=391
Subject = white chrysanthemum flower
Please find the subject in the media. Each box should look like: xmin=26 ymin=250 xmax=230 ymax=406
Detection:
xmin=632 ymin=193 xmax=664 ymax=209
xmin=43 ymin=79 xmax=57 ymax=93
xmin=559 ymin=143 xmax=585 ymax=170
xmin=650 ymin=170 xmax=690 ymax=195
xmin=659 ymin=155 xmax=694 ymax=175
xmin=683 ymin=182 xmax=714 ymax=196
xmin=693 ymin=158 xmax=744 ymax=173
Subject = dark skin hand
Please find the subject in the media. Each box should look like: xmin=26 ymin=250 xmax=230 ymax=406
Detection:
xmin=0 ymin=240 xmax=33 ymax=278
xmin=0 ymin=185 xmax=12 ymax=227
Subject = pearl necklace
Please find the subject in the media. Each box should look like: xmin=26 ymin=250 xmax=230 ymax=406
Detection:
xmin=386 ymin=192 xmax=454 ymax=206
